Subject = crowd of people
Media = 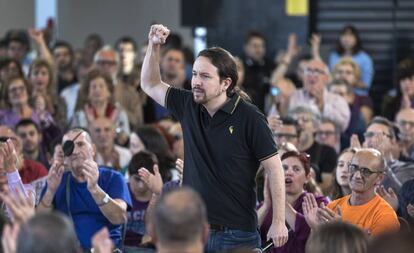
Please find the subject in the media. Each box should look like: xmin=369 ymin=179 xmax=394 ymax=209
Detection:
xmin=0 ymin=20 xmax=413 ymax=253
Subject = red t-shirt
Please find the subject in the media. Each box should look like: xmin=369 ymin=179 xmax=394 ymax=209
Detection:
xmin=19 ymin=159 xmax=48 ymax=184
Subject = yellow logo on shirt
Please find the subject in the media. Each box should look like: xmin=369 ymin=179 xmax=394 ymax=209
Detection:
xmin=229 ymin=126 xmax=234 ymax=134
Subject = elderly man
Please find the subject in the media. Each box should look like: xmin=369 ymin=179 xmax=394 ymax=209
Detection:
xmin=363 ymin=116 xmax=414 ymax=190
xmin=304 ymin=148 xmax=399 ymax=236
xmin=94 ymin=46 xmax=120 ymax=83
xmin=38 ymin=128 xmax=132 ymax=251
xmin=288 ymin=59 xmax=350 ymax=132
xmin=89 ymin=117 xmax=132 ymax=173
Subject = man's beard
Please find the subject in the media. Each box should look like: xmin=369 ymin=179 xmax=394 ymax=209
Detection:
xmin=192 ymin=87 xmax=206 ymax=104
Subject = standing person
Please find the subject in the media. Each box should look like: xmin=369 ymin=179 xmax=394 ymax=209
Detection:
xmin=141 ymin=24 xmax=288 ymax=252
xmin=328 ymin=25 xmax=374 ymax=96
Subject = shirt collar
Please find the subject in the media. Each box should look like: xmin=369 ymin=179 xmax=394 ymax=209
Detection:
xmin=220 ymin=92 xmax=241 ymax=115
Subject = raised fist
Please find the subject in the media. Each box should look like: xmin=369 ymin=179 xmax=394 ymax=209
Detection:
xmin=148 ymin=24 xmax=170 ymax=45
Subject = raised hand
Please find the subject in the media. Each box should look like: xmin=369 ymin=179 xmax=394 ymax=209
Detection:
xmin=28 ymin=28 xmax=45 ymax=45
xmin=138 ymin=164 xmax=163 ymax=195
xmin=350 ymin=134 xmax=362 ymax=149
xmin=317 ymin=202 xmax=342 ymax=222
xmin=47 ymin=161 xmax=65 ymax=193
xmin=376 ymin=185 xmax=398 ymax=211
xmin=148 ymin=24 xmax=170 ymax=45
xmin=0 ymin=187 xmax=35 ymax=224
xmin=0 ymin=139 xmax=19 ymax=173
xmin=302 ymin=193 xmax=320 ymax=229
xmin=82 ymin=160 xmax=100 ymax=192
xmin=310 ymin=33 xmax=322 ymax=60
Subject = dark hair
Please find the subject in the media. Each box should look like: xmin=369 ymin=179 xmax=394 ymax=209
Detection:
xmin=281 ymin=117 xmax=301 ymax=136
xmin=153 ymin=187 xmax=207 ymax=245
xmin=3 ymin=76 xmax=32 ymax=108
xmin=244 ymin=30 xmax=266 ymax=45
xmin=52 ymin=40 xmax=74 ymax=57
xmin=74 ymin=69 xmax=114 ymax=111
xmin=128 ymin=150 xmax=158 ymax=176
xmin=115 ymin=36 xmax=137 ymax=51
xmin=335 ymin=25 xmax=363 ymax=55
xmin=16 ymin=212 xmax=80 ymax=253
xmin=306 ymin=221 xmax=368 ymax=253
xmin=396 ymin=58 xmax=414 ymax=83
xmin=29 ymin=58 xmax=56 ymax=94
xmin=4 ymin=29 xmax=30 ymax=51
xmin=85 ymin=34 xmax=103 ymax=48
xmin=0 ymin=57 xmax=24 ymax=77
xmin=136 ymin=125 xmax=175 ymax=181
xmin=367 ymin=116 xmax=396 ymax=140
xmin=281 ymin=150 xmax=311 ymax=176
xmin=198 ymin=47 xmax=238 ymax=97
xmin=330 ymin=148 xmax=357 ymax=200
xmin=15 ymin=118 xmax=40 ymax=133
xmin=164 ymin=33 xmax=183 ymax=49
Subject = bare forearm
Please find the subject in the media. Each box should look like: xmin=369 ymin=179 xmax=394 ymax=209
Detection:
xmin=90 ymin=187 xmax=127 ymax=225
xmin=267 ymin=161 xmax=286 ymax=224
xmin=141 ymin=42 xmax=162 ymax=92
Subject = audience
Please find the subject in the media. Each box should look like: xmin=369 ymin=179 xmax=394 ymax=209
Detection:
xmin=0 ymin=18 xmax=412 ymax=253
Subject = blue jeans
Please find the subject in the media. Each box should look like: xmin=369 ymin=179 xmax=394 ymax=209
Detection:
xmin=205 ymin=228 xmax=261 ymax=253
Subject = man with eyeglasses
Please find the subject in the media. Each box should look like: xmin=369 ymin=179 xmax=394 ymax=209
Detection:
xmin=288 ymin=59 xmax=350 ymax=133
xmin=363 ymin=116 xmax=414 ymax=191
xmin=271 ymin=117 xmax=300 ymax=148
xmin=315 ymin=117 xmax=340 ymax=153
xmin=304 ymin=148 xmax=400 ymax=236
xmin=395 ymin=108 xmax=414 ymax=161
xmin=94 ymin=46 xmax=120 ymax=83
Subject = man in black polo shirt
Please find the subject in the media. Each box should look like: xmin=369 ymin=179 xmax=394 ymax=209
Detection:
xmin=141 ymin=24 xmax=288 ymax=252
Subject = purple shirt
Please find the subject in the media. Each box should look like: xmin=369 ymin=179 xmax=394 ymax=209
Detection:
xmin=124 ymin=184 xmax=150 ymax=246
xmin=0 ymin=109 xmax=53 ymax=128
xmin=5 ymin=170 xmax=34 ymax=221
xmin=259 ymin=192 xmax=329 ymax=253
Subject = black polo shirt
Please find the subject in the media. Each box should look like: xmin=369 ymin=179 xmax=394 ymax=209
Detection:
xmin=166 ymin=87 xmax=278 ymax=231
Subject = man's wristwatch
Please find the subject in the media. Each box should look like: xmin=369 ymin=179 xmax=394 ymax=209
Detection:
xmin=98 ymin=193 xmax=110 ymax=206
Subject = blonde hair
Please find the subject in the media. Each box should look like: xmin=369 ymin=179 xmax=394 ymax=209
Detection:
xmin=332 ymin=57 xmax=361 ymax=83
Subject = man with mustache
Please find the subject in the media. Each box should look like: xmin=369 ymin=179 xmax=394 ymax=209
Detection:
xmin=141 ymin=24 xmax=288 ymax=252
xmin=38 ymin=128 xmax=132 ymax=251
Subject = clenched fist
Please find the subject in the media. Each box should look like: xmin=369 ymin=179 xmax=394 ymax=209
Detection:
xmin=148 ymin=24 xmax=170 ymax=45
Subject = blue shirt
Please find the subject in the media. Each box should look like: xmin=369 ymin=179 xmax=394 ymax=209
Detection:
xmin=329 ymin=50 xmax=374 ymax=96
xmin=41 ymin=167 xmax=132 ymax=249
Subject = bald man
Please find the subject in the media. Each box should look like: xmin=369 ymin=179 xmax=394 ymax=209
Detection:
xmin=318 ymin=149 xmax=400 ymax=236
xmin=89 ymin=117 xmax=132 ymax=172
xmin=396 ymin=108 xmax=414 ymax=160
xmin=149 ymin=187 xmax=209 ymax=253
xmin=288 ymin=59 xmax=350 ymax=132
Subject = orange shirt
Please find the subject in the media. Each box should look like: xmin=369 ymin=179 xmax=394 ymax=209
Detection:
xmin=327 ymin=194 xmax=399 ymax=236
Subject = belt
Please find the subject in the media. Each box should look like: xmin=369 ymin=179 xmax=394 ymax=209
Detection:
xmin=209 ymin=223 xmax=228 ymax=231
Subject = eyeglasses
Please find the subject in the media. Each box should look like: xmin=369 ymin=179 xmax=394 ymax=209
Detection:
xmin=397 ymin=120 xmax=414 ymax=129
xmin=96 ymin=60 xmax=117 ymax=66
xmin=273 ymin=133 xmax=298 ymax=141
xmin=8 ymin=85 xmax=25 ymax=94
xmin=363 ymin=131 xmax=392 ymax=139
xmin=304 ymin=68 xmax=327 ymax=76
xmin=316 ymin=130 xmax=336 ymax=137
xmin=348 ymin=163 xmax=384 ymax=177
